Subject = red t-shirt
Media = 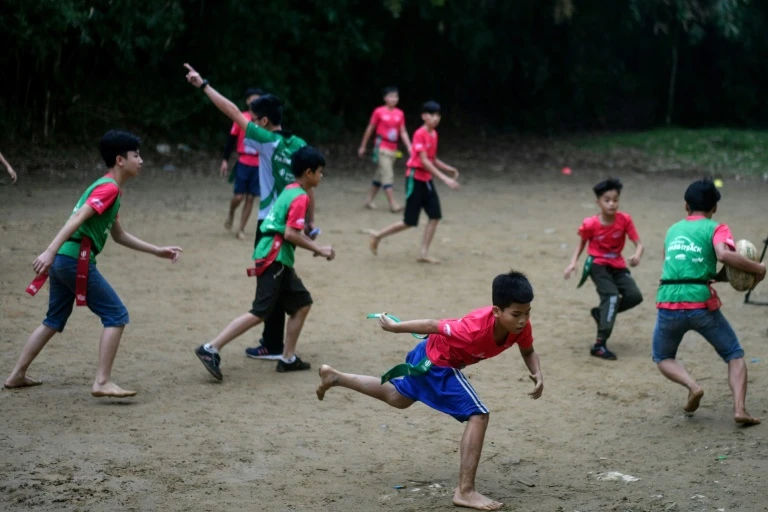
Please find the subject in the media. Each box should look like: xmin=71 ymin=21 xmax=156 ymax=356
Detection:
xmin=578 ymin=212 xmax=640 ymax=269
xmin=285 ymin=183 xmax=310 ymax=230
xmin=370 ymin=106 xmax=405 ymax=152
xmin=86 ymin=174 xmax=121 ymax=216
xmin=230 ymin=112 xmax=260 ymax=167
xmin=406 ymin=126 xmax=438 ymax=182
xmin=657 ymin=215 xmax=735 ymax=310
xmin=426 ymin=306 xmax=534 ymax=369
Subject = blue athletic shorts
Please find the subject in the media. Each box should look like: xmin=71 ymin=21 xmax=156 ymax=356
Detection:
xmin=233 ymin=162 xmax=260 ymax=196
xmin=391 ymin=340 xmax=489 ymax=422
xmin=43 ymin=255 xmax=129 ymax=332
xmin=651 ymin=308 xmax=743 ymax=363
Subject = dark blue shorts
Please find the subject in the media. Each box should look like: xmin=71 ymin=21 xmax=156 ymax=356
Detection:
xmin=43 ymin=255 xmax=129 ymax=332
xmin=233 ymin=162 xmax=260 ymax=196
xmin=391 ymin=340 xmax=489 ymax=422
xmin=652 ymin=308 xmax=743 ymax=363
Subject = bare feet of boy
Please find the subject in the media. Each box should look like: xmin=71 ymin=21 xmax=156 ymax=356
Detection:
xmin=453 ymin=489 xmax=503 ymax=511
xmin=734 ymin=411 xmax=761 ymax=426
xmin=236 ymin=231 xmax=246 ymax=240
xmin=390 ymin=204 xmax=403 ymax=213
xmin=224 ymin=216 xmax=234 ymax=231
xmin=364 ymin=202 xmax=377 ymax=210
xmin=316 ymin=365 xmax=339 ymax=400
xmin=417 ymin=256 xmax=441 ymax=264
xmin=91 ymin=382 xmax=137 ymax=398
xmin=369 ymin=234 xmax=380 ymax=256
xmin=683 ymin=385 xmax=704 ymax=413
xmin=4 ymin=375 xmax=43 ymax=389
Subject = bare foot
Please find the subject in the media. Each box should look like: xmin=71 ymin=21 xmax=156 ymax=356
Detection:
xmin=369 ymin=235 xmax=380 ymax=256
xmin=364 ymin=202 xmax=377 ymax=210
xmin=683 ymin=386 xmax=704 ymax=413
xmin=224 ymin=216 xmax=233 ymax=230
xmin=417 ymin=256 xmax=441 ymax=264
xmin=4 ymin=375 xmax=43 ymax=389
xmin=236 ymin=231 xmax=246 ymax=240
xmin=316 ymin=365 xmax=339 ymax=401
xmin=91 ymin=382 xmax=137 ymax=398
xmin=390 ymin=204 xmax=403 ymax=213
xmin=735 ymin=413 xmax=761 ymax=426
xmin=453 ymin=489 xmax=504 ymax=511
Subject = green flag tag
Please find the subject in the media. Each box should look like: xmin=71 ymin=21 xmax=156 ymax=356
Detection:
xmin=577 ymin=255 xmax=594 ymax=288
xmin=381 ymin=356 xmax=433 ymax=384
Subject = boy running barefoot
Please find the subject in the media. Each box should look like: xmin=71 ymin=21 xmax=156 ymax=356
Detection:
xmin=358 ymin=86 xmax=412 ymax=212
xmin=316 ymin=271 xmax=543 ymax=511
xmin=653 ymin=178 xmax=765 ymax=425
xmin=4 ymin=131 xmax=182 ymax=397
xmin=368 ymin=101 xmax=459 ymax=264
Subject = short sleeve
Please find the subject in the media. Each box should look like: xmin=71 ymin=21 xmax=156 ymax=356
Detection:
xmin=514 ymin=322 xmax=534 ymax=351
xmin=624 ymin=214 xmax=640 ymax=242
xmin=436 ymin=317 xmax=476 ymax=345
xmin=713 ymin=223 xmax=735 ymax=249
xmin=369 ymin=108 xmax=380 ymax=127
xmin=412 ymin=131 xmax=427 ymax=154
xmin=286 ymin=194 xmax=310 ymax=230
xmin=229 ymin=121 xmax=241 ymax=137
xmin=85 ymin=183 xmax=120 ymax=214
xmin=577 ymin=217 xmax=593 ymax=241
xmin=245 ymin=121 xmax=279 ymax=145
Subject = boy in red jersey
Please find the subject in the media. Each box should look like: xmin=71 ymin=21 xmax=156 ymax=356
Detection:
xmin=358 ymin=86 xmax=412 ymax=212
xmin=4 ymin=131 xmax=182 ymax=397
xmin=316 ymin=270 xmax=543 ymax=511
xmin=221 ymin=88 xmax=263 ymax=239
xmin=368 ymin=101 xmax=459 ymax=264
xmin=564 ymin=178 xmax=644 ymax=360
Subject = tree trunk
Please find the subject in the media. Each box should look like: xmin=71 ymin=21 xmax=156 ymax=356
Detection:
xmin=666 ymin=37 xmax=678 ymax=126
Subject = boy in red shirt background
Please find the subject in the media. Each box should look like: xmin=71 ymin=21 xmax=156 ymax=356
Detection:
xmin=564 ymin=178 xmax=644 ymax=360
xmin=316 ymin=270 xmax=543 ymax=511
xmin=358 ymin=86 xmax=412 ymax=212
xmin=368 ymin=101 xmax=459 ymax=264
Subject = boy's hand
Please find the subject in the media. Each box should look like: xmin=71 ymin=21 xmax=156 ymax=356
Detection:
xmin=220 ymin=160 xmax=228 ymax=176
xmin=444 ymin=177 xmax=460 ymax=190
xmin=33 ymin=249 xmax=56 ymax=275
xmin=378 ymin=313 xmax=398 ymax=332
xmin=447 ymin=168 xmax=459 ymax=179
xmin=629 ymin=254 xmax=641 ymax=267
xmin=316 ymin=245 xmax=335 ymax=261
xmin=754 ymin=263 xmax=766 ymax=287
xmin=155 ymin=246 xmax=183 ymax=263
xmin=7 ymin=166 xmax=17 ymax=184
xmin=184 ymin=63 xmax=204 ymax=88
xmin=528 ymin=374 xmax=543 ymax=399
xmin=563 ymin=263 xmax=577 ymax=279
xmin=357 ymin=146 xmax=366 ymax=158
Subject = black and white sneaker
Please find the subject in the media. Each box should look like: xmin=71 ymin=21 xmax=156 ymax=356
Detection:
xmin=276 ymin=356 xmax=311 ymax=373
xmin=590 ymin=345 xmax=617 ymax=360
xmin=195 ymin=345 xmax=223 ymax=381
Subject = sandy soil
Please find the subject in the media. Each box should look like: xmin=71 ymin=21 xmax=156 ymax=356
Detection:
xmin=1 ymin=156 xmax=767 ymax=512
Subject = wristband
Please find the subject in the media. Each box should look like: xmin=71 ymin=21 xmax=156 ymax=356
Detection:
xmin=200 ymin=79 xmax=209 ymax=90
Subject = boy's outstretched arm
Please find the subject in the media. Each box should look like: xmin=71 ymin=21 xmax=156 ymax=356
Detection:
xmin=284 ymin=226 xmax=334 ymax=260
xmin=378 ymin=315 xmax=440 ymax=335
xmin=0 ymin=151 xmax=17 ymax=184
xmin=110 ymin=220 xmax=182 ymax=262
xmin=564 ymin=238 xmax=587 ymax=279
xmin=434 ymin=158 xmax=459 ymax=179
xmin=520 ymin=346 xmax=543 ymax=399
xmin=358 ymin=123 xmax=376 ymax=158
xmin=400 ymin=126 xmax=412 ymax=154
xmin=33 ymin=205 xmax=97 ymax=275
xmin=420 ymin=153 xmax=459 ymax=189
xmin=184 ymin=63 xmax=249 ymax=131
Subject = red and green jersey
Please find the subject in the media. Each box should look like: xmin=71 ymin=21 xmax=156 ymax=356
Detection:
xmin=253 ymin=183 xmax=310 ymax=268
xmin=656 ymin=216 xmax=734 ymax=308
xmin=58 ymin=175 xmax=121 ymax=263
xmin=244 ymin=123 xmax=307 ymax=221
xmin=406 ymin=126 xmax=438 ymax=181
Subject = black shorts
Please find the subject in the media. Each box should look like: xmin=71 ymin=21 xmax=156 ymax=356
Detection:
xmin=403 ymin=175 xmax=442 ymax=227
xmin=250 ymin=263 xmax=313 ymax=318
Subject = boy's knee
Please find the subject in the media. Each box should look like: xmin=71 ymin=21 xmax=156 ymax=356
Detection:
xmin=469 ymin=412 xmax=490 ymax=425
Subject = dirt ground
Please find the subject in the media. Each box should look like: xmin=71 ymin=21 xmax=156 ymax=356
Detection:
xmin=1 ymin=153 xmax=767 ymax=512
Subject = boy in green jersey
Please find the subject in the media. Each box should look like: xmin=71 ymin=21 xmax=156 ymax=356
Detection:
xmin=4 ymin=131 xmax=183 ymax=397
xmin=653 ymin=178 xmax=765 ymax=425
xmin=195 ymin=146 xmax=335 ymax=380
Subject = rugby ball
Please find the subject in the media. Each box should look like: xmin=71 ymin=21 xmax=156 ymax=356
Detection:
xmin=726 ymin=239 xmax=759 ymax=292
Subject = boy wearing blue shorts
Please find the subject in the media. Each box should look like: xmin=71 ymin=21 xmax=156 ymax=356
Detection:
xmin=4 ymin=131 xmax=183 ymax=397
xmin=653 ymin=178 xmax=765 ymax=425
xmin=316 ymin=271 xmax=543 ymax=511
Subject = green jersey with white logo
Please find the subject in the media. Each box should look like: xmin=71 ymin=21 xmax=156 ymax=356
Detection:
xmin=656 ymin=218 xmax=719 ymax=304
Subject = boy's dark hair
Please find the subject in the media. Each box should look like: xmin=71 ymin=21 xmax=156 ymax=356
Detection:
xmin=245 ymin=87 xmax=264 ymax=98
xmin=383 ymin=86 xmax=399 ymax=96
xmin=684 ymin=178 xmax=721 ymax=212
xmin=291 ymin=146 xmax=326 ymax=178
xmin=492 ymin=270 xmax=534 ymax=308
xmin=593 ymin=177 xmax=623 ymax=198
xmin=99 ymin=130 xmax=140 ymax=168
xmin=421 ymin=101 xmax=441 ymax=114
xmin=251 ymin=94 xmax=284 ymax=126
